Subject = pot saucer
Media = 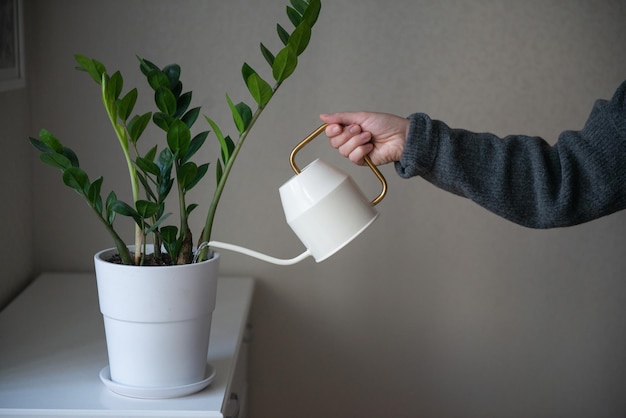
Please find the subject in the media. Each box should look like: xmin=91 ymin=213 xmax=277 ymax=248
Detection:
xmin=99 ymin=364 xmax=216 ymax=399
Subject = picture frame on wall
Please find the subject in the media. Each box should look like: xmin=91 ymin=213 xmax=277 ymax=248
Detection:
xmin=0 ymin=0 xmax=24 ymax=92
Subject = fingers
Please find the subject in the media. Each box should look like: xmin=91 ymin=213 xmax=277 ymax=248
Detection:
xmin=337 ymin=130 xmax=371 ymax=156
xmin=326 ymin=123 xmax=362 ymax=144
xmin=324 ymin=125 xmax=373 ymax=164
xmin=321 ymin=111 xmax=407 ymax=166
xmin=346 ymin=142 xmax=375 ymax=165
xmin=324 ymin=123 xmax=344 ymax=138
xmin=325 ymin=123 xmax=369 ymax=148
xmin=320 ymin=112 xmax=374 ymax=164
xmin=320 ymin=113 xmax=364 ymax=138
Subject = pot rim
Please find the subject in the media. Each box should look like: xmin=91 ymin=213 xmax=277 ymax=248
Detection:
xmin=94 ymin=246 xmax=220 ymax=270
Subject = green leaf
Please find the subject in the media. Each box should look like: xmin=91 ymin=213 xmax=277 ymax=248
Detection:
xmin=205 ymin=117 xmax=229 ymax=161
xmin=162 ymin=64 xmax=181 ymax=88
xmin=166 ymin=119 xmax=191 ymax=156
xmin=29 ymin=137 xmax=52 ymax=153
xmin=40 ymin=153 xmax=72 ymax=170
xmin=111 ymin=200 xmax=142 ymax=225
xmin=158 ymin=148 xmax=174 ymax=175
xmin=161 ymin=225 xmax=178 ymax=245
xmin=31 ymin=131 xmax=80 ymax=169
xmin=290 ymin=0 xmax=307 ymax=15
xmin=101 ymin=78 xmax=114 ymax=106
xmin=147 ymin=69 xmax=170 ymax=91
xmin=153 ymin=112 xmax=173 ymax=131
xmin=87 ymin=177 xmax=103 ymax=214
xmin=157 ymin=151 xmax=174 ymax=197
xmin=277 ymin=23 xmax=290 ymax=45
xmin=260 ymin=43 xmax=275 ymax=67
xmin=236 ymin=102 xmax=252 ymax=131
xmin=116 ymin=88 xmax=137 ymax=121
xmin=185 ymin=162 xmax=209 ymax=191
xmin=182 ymin=131 xmax=209 ymax=164
xmin=110 ymin=200 xmax=135 ymax=216
xmin=186 ymin=203 xmax=199 ymax=216
xmin=147 ymin=212 xmax=172 ymax=234
xmin=62 ymin=147 xmax=80 ymax=167
xmin=105 ymin=191 xmax=117 ymax=225
xmin=127 ymin=112 xmax=152 ymax=143
xmin=62 ymin=167 xmax=90 ymax=194
xmin=286 ymin=6 xmax=302 ymax=27
xmin=160 ymin=178 xmax=174 ymax=199
xmin=108 ymin=71 xmax=124 ymax=100
xmin=216 ymin=160 xmax=223 ymax=184
xmin=137 ymin=171 xmax=157 ymax=202
xmin=136 ymin=156 xmax=160 ymax=176
xmin=181 ymin=107 xmax=200 ymax=128
xmin=272 ymin=46 xmax=298 ymax=82
xmin=242 ymin=63 xmax=255 ymax=85
xmin=38 ymin=129 xmax=63 ymax=153
xmin=155 ymin=86 xmax=177 ymax=116
xmin=102 ymin=75 xmax=118 ymax=107
xmin=136 ymin=200 xmax=160 ymax=218
xmin=171 ymin=80 xmax=183 ymax=98
xmin=227 ymin=94 xmax=245 ymax=133
xmin=74 ymin=54 xmax=106 ymax=84
xmin=175 ymin=91 xmax=192 ymax=118
xmin=138 ymin=56 xmax=159 ymax=76
xmin=144 ymin=145 xmax=158 ymax=162
xmin=302 ymin=0 xmax=321 ymax=27
xmin=288 ymin=21 xmax=311 ymax=55
xmin=246 ymin=72 xmax=273 ymax=107
xmin=221 ymin=136 xmax=235 ymax=163
xmin=178 ymin=161 xmax=198 ymax=190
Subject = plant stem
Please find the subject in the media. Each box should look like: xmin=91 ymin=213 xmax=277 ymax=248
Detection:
xmin=175 ymin=164 xmax=193 ymax=264
xmin=128 ymin=157 xmax=143 ymax=265
xmin=197 ymin=81 xmax=282 ymax=262
xmin=101 ymin=77 xmax=143 ymax=264
xmin=92 ymin=206 xmax=133 ymax=264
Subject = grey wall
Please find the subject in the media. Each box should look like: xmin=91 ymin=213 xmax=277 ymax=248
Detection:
xmin=0 ymin=0 xmax=33 ymax=309
xmin=17 ymin=0 xmax=626 ymax=417
xmin=0 ymin=87 xmax=33 ymax=308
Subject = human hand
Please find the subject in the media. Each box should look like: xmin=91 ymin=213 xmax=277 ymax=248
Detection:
xmin=319 ymin=112 xmax=408 ymax=166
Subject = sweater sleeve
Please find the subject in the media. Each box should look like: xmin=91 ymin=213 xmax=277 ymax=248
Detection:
xmin=395 ymin=80 xmax=626 ymax=228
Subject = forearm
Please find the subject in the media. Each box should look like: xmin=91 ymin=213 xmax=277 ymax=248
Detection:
xmin=396 ymin=80 xmax=626 ymax=228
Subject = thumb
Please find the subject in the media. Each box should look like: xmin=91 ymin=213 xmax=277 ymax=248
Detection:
xmin=319 ymin=112 xmax=362 ymax=126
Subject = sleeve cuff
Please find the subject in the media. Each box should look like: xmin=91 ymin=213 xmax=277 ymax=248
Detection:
xmin=395 ymin=113 xmax=439 ymax=178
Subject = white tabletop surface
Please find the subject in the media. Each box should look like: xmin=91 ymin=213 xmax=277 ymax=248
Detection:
xmin=0 ymin=273 xmax=254 ymax=417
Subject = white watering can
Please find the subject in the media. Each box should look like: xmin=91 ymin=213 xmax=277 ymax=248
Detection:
xmin=206 ymin=124 xmax=387 ymax=265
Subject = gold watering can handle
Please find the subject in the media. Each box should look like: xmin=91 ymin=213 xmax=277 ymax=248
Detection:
xmin=289 ymin=123 xmax=388 ymax=206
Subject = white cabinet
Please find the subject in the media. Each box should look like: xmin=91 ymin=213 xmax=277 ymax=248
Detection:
xmin=0 ymin=273 xmax=254 ymax=418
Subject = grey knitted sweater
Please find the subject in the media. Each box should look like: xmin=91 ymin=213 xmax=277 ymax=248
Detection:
xmin=395 ymin=80 xmax=626 ymax=228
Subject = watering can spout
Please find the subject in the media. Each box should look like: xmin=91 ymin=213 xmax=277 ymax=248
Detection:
xmin=206 ymin=241 xmax=312 ymax=266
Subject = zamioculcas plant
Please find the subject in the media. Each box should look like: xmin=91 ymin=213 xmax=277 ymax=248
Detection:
xmin=30 ymin=0 xmax=321 ymax=266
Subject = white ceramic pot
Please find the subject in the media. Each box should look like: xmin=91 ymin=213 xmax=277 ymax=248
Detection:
xmin=94 ymin=246 xmax=219 ymax=395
